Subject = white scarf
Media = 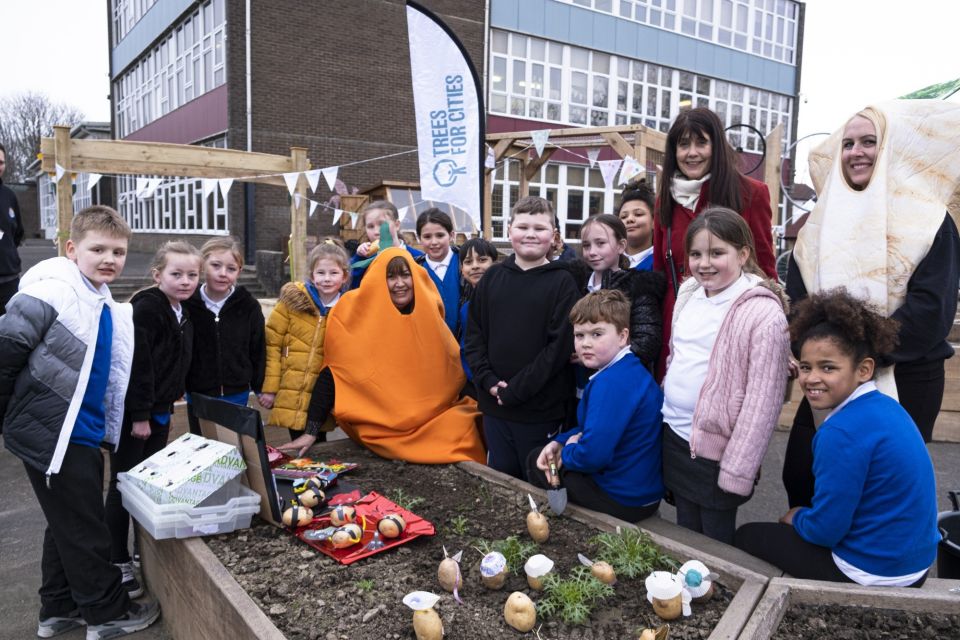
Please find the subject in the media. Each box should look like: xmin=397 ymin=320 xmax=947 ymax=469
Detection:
xmin=794 ymin=100 xmax=960 ymax=398
xmin=670 ymin=172 xmax=711 ymax=211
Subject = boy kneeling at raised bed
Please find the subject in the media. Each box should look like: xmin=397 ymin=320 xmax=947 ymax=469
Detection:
xmin=528 ymin=289 xmax=664 ymax=522
xmin=735 ymin=289 xmax=940 ymax=587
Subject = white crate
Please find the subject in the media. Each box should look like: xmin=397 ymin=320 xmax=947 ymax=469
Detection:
xmin=118 ymin=473 xmax=261 ymax=540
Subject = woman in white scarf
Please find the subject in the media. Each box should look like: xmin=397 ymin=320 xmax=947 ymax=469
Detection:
xmin=782 ymin=100 xmax=960 ymax=508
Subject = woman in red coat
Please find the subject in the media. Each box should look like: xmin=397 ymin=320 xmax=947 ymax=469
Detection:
xmin=653 ymin=107 xmax=777 ymax=377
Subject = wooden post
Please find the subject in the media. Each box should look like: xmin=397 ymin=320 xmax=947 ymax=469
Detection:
xmin=764 ymin=124 xmax=784 ymax=231
xmin=288 ymin=147 xmax=308 ymax=283
xmin=517 ymin=154 xmax=530 ymax=201
xmin=483 ymin=169 xmax=493 ymax=240
xmin=53 ymin=126 xmax=73 ymax=256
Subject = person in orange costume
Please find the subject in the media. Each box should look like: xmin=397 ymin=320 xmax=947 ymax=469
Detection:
xmin=302 ymin=247 xmax=485 ymax=464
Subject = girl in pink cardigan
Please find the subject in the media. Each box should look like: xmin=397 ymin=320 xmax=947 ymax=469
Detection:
xmin=661 ymin=207 xmax=789 ymax=544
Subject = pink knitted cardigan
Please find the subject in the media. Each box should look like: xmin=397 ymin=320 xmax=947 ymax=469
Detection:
xmin=669 ymin=276 xmax=790 ymax=496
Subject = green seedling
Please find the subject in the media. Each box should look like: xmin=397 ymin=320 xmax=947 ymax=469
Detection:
xmin=355 ymin=579 xmax=375 ymax=593
xmin=474 ymin=535 xmax=538 ymax=574
xmin=536 ymin=566 xmax=615 ymax=625
xmin=448 ymin=514 xmax=470 ymax=536
xmin=590 ymin=527 xmax=677 ymax=579
xmin=389 ymin=488 xmax=426 ymax=512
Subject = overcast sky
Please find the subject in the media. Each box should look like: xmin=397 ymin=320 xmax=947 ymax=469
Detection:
xmin=2 ymin=1 xmax=958 ymax=152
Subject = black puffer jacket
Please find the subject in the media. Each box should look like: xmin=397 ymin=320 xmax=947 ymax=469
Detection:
xmin=183 ymin=286 xmax=266 ymax=396
xmin=125 ymin=287 xmax=193 ymax=421
xmin=567 ymin=260 xmax=666 ymax=370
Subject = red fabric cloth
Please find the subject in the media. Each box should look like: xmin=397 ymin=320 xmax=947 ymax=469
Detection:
xmin=652 ymin=176 xmax=777 ymax=379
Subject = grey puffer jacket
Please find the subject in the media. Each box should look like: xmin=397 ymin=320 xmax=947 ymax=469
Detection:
xmin=0 ymin=257 xmax=133 ymax=476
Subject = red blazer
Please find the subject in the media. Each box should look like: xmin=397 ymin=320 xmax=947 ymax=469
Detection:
xmin=652 ymin=175 xmax=777 ymax=379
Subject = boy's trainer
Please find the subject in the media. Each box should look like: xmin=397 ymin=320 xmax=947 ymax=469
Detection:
xmin=37 ymin=610 xmax=85 ymax=638
xmin=114 ymin=561 xmax=143 ymax=598
xmin=85 ymin=600 xmax=160 ymax=640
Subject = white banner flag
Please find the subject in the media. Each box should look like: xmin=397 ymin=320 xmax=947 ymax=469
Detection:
xmin=332 ymin=208 xmax=343 ymax=226
xmin=349 ymin=212 xmax=359 ymax=229
xmin=86 ymin=173 xmax=102 ymax=190
xmin=135 ymin=177 xmax=149 ymax=197
xmin=305 ymin=169 xmax=322 ymax=193
xmin=218 ymin=178 xmax=234 ymax=199
xmin=309 ymin=200 xmax=319 ymax=217
xmin=407 ymin=3 xmax=482 ymax=230
xmin=55 ymin=163 xmax=66 ymax=183
xmin=293 ymin=193 xmax=302 ymax=209
xmin=485 ymin=144 xmax=496 ymax=169
xmin=201 ymin=178 xmax=217 ymax=199
xmin=282 ymin=171 xmax=300 ymax=195
xmin=598 ymin=159 xmax=623 ymax=189
xmin=586 ymin=148 xmax=601 ymax=168
xmin=618 ymin=156 xmax=643 ymax=185
xmin=531 ymin=129 xmax=550 ymax=157
xmin=322 ymin=166 xmax=339 ymax=192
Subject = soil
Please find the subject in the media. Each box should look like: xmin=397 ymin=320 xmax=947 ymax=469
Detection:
xmin=207 ymin=440 xmax=733 ymax=640
xmin=773 ymin=603 xmax=960 ymax=640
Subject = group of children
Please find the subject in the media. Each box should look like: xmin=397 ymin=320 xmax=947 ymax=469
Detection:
xmin=0 ymin=107 xmax=944 ymax=638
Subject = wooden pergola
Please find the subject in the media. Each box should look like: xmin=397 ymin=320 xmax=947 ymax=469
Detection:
xmin=40 ymin=125 xmax=315 ymax=281
xmin=483 ymin=122 xmax=783 ymax=242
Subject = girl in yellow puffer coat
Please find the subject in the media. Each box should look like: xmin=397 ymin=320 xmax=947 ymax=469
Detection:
xmin=261 ymin=242 xmax=350 ymax=453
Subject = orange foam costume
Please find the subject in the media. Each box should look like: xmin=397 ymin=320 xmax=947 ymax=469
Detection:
xmin=324 ymin=247 xmax=485 ymax=464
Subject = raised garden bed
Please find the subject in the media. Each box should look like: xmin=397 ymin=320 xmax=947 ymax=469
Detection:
xmin=143 ymin=439 xmax=774 ymax=639
xmin=738 ymin=577 xmax=960 ymax=640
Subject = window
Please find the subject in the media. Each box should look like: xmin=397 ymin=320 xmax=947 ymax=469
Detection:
xmin=114 ymin=0 xmax=226 ymax=137
xmin=117 ymin=137 xmax=230 ymax=234
xmin=111 ymin=0 xmax=159 ymax=46
xmin=557 ymin=0 xmax=798 ymax=63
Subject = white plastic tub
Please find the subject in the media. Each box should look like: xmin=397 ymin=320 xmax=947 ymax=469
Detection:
xmin=118 ymin=473 xmax=261 ymax=540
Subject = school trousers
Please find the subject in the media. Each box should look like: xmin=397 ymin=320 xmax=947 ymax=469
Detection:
xmin=734 ymin=522 xmax=927 ymax=587
xmin=482 ymin=415 xmax=558 ymax=481
xmin=524 ymin=448 xmax=660 ymax=523
xmin=24 ymin=443 xmax=130 ymax=624
xmin=105 ymin=415 xmax=170 ymax=563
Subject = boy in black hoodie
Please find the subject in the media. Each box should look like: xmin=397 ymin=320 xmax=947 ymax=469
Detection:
xmin=465 ymin=197 xmax=579 ymax=479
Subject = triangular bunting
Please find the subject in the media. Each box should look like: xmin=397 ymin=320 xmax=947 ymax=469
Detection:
xmin=618 ymin=156 xmax=643 ymax=185
xmin=322 ymin=166 xmax=339 ymax=192
xmin=201 ymin=178 xmax=217 ymax=199
xmin=305 ymin=169 xmax=322 ymax=193
xmin=218 ymin=178 xmax=234 ymax=199
xmin=139 ymin=177 xmax=162 ymax=199
xmin=598 ymin=159 xmax=624 ymax=189
xmin=87 ymin=173 xmax=102 ymax=190
xmin=332 ymin=209 xmax=343 ymax=226
xmin=349 ymin=212 xmax=359 ymax=229
xmin=397 ymin=206 xmax=410 ymax=222
xmin=282 ymin=171 xmax=300 ymax=195
xmin=531 ymin=129 xmax=550 ymax=157
xmin=586 ymin=148 xmax=601 ymax=168
xmin=135 ymin=177 xmax=149 ymax=197
xmin=293 ymin=193 xmax=303 ymax=209
xmin=55 ymin=163 xmax=66 ymax=183
xmin=485 ymin=144 xmax=496 ymax=169
xmin=309 ymin=200 xmax=319 ymax=217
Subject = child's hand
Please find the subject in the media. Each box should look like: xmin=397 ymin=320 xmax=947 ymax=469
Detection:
xmin=356 ymin=242 xmax=372 ymax=258
xmin=277 ymin=433 xmax=318 ymax=458
xmin=779 ymin=506 xmax=801 ymax=525
xmin=258 ymin=393 xmax=276 ymax=409
xmin=565 ymin=432 xmax=582 ymax=445
xmin=536 ymin=441 xmax=563 ymax=485
xmin=787 ymin=358 xmax=800 ymax=379
xmin=131 ymin=420 xmax=152 ymax=440
xmin=489 ymin=380 xmax=508 ymax=405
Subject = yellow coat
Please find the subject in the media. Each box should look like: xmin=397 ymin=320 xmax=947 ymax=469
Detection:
xmin=263 ymin=282 xmax=336 ymax=432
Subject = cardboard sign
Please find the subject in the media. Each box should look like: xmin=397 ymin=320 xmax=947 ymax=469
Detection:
xmin=189 ymin=393 xmax=284 ymax=526
xmin=125 ymin=433 xmax=246 ymax=506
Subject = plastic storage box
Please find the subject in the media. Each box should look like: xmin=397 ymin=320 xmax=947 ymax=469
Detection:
xmin=118 ymin=473 xmax=261 ymax=540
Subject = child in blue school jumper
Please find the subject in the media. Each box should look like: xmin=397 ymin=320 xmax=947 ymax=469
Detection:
xmin=414 ymin=208 xmax=460 ymax=335
xmin=735 ymin=289 xmax=940 ymax=586
xmin=527 ymin=289 xmax=663 ymax=522
xmin=0 ymin=206 xmax=160 ymax=639
xmin=457 ymin=237 xmax=500 ymax=398
xmin=350 ymin=200 xmax=423 ymax=289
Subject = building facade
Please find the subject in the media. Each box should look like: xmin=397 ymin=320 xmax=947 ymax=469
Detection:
xmin=107 ymin=0 xmax=802 ymax=254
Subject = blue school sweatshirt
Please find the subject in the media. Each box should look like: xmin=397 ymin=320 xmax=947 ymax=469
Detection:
xmin=555 ymin=352 xmax=664 ymax=506
xmin=793 ymin=389 xmax=939 ymax=578
xmin=71 ymin=305 xmax=112 ymax=447
xmin=420 ymin=251 xmax=461 ymax=335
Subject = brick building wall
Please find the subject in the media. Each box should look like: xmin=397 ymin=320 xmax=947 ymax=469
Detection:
xmin=224 ymin=0 xmax=486 ymax=254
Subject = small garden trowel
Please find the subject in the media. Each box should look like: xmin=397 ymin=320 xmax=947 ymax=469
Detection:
xmin=546 ymin=456 xmax=567 ymax=515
